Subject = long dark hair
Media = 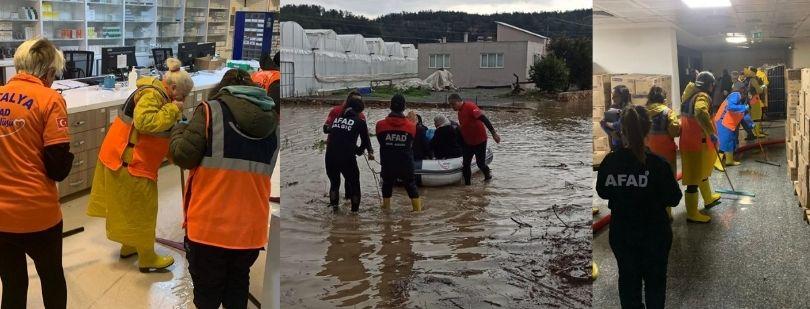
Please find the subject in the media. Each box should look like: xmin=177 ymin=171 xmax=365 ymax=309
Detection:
xmin=209 ymin=69 xmax=256 ymax=98
xmin=612 ymin=85 xmax=632 ymax=108
xmin=620 ymin=105 xmax=651 ymax=163
xmin=646 ymin=86 xmax=666 ymax=105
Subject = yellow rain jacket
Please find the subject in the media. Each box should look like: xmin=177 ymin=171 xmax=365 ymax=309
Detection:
xmin=646 ymin=102 xmax=680 ymax=173
xmin=755 ymin=69 xmax=769 ymax=108
xmin=87 ymin=76 xmax=181 ymax=248
xmin=680 ymin=83 xmax=716 ymax=186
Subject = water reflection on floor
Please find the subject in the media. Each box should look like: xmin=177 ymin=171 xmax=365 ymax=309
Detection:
xmin=281 ymin=103 xmax=593 ymax=308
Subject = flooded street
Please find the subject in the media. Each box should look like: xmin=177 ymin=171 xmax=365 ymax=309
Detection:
xmin=280 ymin=102 xmax=593 ymax=308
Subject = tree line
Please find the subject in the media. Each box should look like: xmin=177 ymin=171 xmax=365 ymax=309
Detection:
xmin=281 ymin=4 xmax=593 ymax=90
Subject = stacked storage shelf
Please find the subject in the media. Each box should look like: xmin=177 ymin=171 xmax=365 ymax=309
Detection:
xmin=0 ymin=0 xmax=40 ymax=54
xmin=206 ymin=0 xmax=228 ymax=52
xmin=155 ymin=0 xmax=182 ymax=52
xmin=795 ymin=69 xmax=810 ymax=219
xmin=0 ymin=0 xmax=276 ymax=68
xmin=124 ymin=0 xmax=156 ymax=65
xmin=86 ymin=0 xmax=123 ymax=65
xmin=183 ymin=0 xmax=207 ymax=42
xmin=786 ymin=68 xmax=801 ymax=183
xmin=766 ymin=65 xmax=786 ymax=118
xmin=42 ymin=0 xmax=86 ymax=51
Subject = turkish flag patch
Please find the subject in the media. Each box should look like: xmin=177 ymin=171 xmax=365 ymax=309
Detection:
xmin=57 ymin=117 xmax=68 ymax=129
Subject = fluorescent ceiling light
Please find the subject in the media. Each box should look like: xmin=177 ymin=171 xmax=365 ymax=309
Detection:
xmin=682 ymin=0 xmax=731 ymax=8
xmin=726 ymin=36 xmax=747 ymax=44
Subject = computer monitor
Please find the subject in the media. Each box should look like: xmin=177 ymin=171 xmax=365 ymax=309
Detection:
xmin=101 ymin=46 xmax=137 ymax=78
xmin=178 ymin=42 xmax=198 ymax=70
xmin=196 ymin=42 xmax=216 ymax=58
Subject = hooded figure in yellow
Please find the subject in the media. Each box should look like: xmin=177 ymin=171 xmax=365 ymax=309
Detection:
xmin=87 ymin=58 xmax=193 ymax=272
xmin=743 ymin=66 xmax=767 ymax=138
xmin=679 ymin=71 xmax=721 ymax=223
xmin=645 ymin=86 xmax=680 ymax=220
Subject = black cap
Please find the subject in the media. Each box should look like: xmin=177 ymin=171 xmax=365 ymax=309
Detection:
xmin=391 ymin=94 xmax=406 ymax=112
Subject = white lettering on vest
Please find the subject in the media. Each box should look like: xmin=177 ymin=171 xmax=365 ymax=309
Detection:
xmin=605 ymin=171 xmax=649 ymax=188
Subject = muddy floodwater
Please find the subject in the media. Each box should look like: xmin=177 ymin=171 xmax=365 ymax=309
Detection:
xmin=280 ymin=102 xmax=593 ymax=308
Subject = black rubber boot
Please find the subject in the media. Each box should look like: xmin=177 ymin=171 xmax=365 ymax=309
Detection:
xmin=350 ymin=195 xmax=361 ymax=212
xmin=329 ymin=190 xmax=339 ymax=207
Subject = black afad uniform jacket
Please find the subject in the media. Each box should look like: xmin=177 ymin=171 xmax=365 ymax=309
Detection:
xmin=596 ymin=149 xmax=682 ymax=236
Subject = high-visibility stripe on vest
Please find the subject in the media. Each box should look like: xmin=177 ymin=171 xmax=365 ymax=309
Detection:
xmin=679 ymin=92 xmax=713 ymax=152
xmin=646 ymin=108 xmax=677 ymax=162
xmin=98 ymin=86 xmax=171 ymax=181
xmin=184 ymin=99 xmax=278 ymax=249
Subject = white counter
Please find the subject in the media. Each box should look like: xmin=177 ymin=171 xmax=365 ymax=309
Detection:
xmin=60 ymin=68 xmax=228 ymax=114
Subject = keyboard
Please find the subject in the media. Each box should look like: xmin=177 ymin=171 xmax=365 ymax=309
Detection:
xmin=73 ymin=76 xmax=107 ymax=86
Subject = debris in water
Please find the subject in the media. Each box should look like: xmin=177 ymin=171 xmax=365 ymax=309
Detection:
xmin=511 ymin=217 xmax=533 ymax=228
xmin=552 ymin=204 xmax=570 ymax=228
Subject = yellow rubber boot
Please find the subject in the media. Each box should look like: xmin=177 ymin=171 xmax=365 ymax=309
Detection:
xmin=137 ymin=247 xmax=174 ymax=273
xmin=120 ymin=244 xmax=137 ymax=259
xmin=724 ymin=151 xmax=740 ymax=166
xmin=411 ymin=197 xmax=422 ymax=212
xmin=699 ymin=180 xmax=722 ymax=208
xmin=382 ymin=198 xmax=391 ymax=209
xmin=591 ymin=262 xmax=599 ymax=280
xmin=685 ymin=192 xmax=711 ymax=223
xmin=713 ymin=154 xmax=725 ymax=172
xmin=754 ymin=124 xmax=767 ymax=138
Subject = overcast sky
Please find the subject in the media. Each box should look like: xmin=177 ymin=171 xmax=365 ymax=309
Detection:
xmin=283 ymin=0 xmax=592 ymax=18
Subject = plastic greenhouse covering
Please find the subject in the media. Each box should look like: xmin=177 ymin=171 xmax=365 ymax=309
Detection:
xmin=281 ymin=21 xmax=418 ymax=97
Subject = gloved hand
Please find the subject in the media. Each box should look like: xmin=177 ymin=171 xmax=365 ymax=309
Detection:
xmin=367 ymin=153 xmax=375 ymax=161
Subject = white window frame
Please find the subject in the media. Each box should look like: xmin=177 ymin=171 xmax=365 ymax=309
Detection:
xmin=480 ymin=53 xmax=504 ymax=69
xmin=429 ymin=53 xmax=451 ymax=69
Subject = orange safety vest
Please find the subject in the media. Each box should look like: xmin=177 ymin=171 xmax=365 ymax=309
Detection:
xmin=251 ymin=70 xmax=280 ymax=92
xmin=679 ymin=92 xmax=715 ymax=152
xmin=98 ymin=86 xmax=171 ymax=181
xmin=183 ymin=100 xmax=278 ymax=249
xmin=646 ymin=108 xmax=677 ymax=162
xmin=713 ymin=98 xmax=745 ymax=131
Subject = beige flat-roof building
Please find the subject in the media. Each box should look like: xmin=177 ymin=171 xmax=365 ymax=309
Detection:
xmin=418 ymin=22 xmax=549 ymax=88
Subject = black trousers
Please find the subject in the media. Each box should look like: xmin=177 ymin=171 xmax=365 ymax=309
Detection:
xmin=609 ymin=226 xmax=672 ymax=309
xmin=461 ymin=141 xmax=491 ymax=185
xmin=185 ymin=238 xmax=261 ymax=309
xmin=381 ymin=164 xmax=419 ymax=199
xmin=325 ymin=153 xmax=361 ymax=208
xmin=0 ymin=221 xmax=66 ymax=309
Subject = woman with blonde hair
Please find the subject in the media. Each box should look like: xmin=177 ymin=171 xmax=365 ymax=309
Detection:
xmin=87 ymin=58 xmax=193 ymax=272
xmin=0 ymin=37 xmax=73 ymax=308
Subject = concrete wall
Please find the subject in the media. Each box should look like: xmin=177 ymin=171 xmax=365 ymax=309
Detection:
xmin=792 ymin=38 xmax=810 ymax=68
xmin=594 ymin=25 xmax=681 ymax=110
xmin=497 ymin=23 xmax=548 ymax=45
xmin=702 ymin=47 xmax=788 ymax=73
xmin=418 ymin=41 xmax=529 ymax=88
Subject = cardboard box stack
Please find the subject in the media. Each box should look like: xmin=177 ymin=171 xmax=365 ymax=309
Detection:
xmin=795 ymin=68 xmax=810 ymax=210
xmin=592 ymin=73 xmax=673 ymax=168
xmin=786 ymin=68 xmax=801 ymax=182
xmin=592 ymin=74 xmax=611 ymax=167
xmin=610 ymin=74 xmax=673 ymax=107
